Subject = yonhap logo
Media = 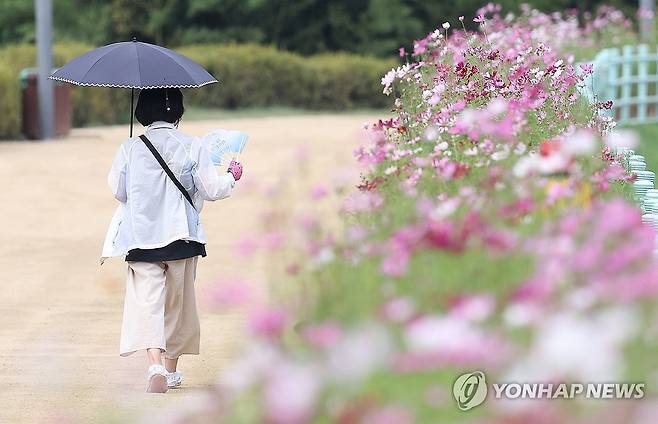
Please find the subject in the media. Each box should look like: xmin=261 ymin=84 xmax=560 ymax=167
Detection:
xmin=452 ymin=371 xmax=645 ymax=411
xmin=453 ymin=371 xmax=487 ymax=411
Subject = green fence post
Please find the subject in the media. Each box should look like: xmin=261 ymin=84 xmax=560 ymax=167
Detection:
xmin=606 ymin=48 xmax=620 ymax=120
xmin=638 ymin=44 xmax=649 ymax=123
xmin=592 ymin=49 xmax=608 ymax=103
xmin=621 ymin=46 xmax=633 ymax=123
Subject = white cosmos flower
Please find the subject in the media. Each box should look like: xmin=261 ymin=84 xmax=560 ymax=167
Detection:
xmin=563 ymin=129 xmax=596 ymax=156
xmin=381 ymin=70 xmax=395 ymax=87
xmin=513 ymin=142 xmax=526 ymax=155
xmin=326 ymin=323 xmax=393 ymax=383
xmin=605 ymin=129 xmax=638 ymax=150
xmin=264 ymin=361 xmax=321 ymax=424
xmin=404 ymin=315 xmax=487 ymax=355
xmin=488 ymin=97 xmax=508 ymax=115
xmin=491 ymin=145 xmax=510 ymax=161
xmin=428 ymin=94 xmax=441 ymax=105
xmin=430 ymin=197 xmax=460 ymax=219
xmin=424 ymin=126 xmax=439 ymax=141
xmin=460 ymin=109 xmax=478 ymax=126
xmin=504 ymin=307 xmax=638 ymax=383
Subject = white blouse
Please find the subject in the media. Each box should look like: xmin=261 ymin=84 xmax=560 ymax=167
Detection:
xmin=101 ymin=121 xmax=236 ymax=261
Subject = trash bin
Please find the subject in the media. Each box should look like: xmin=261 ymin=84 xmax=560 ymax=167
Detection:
xmin=20 ymin=68 xmax=71 ymax=139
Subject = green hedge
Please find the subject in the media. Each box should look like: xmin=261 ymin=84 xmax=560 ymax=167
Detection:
xmin=0 ymin=43 xmax=129 ymax=139
xmin=0 ymin=63 xmax=20 ymax=138
xmin=180 ymin=44 xmax=394 ymax=110
xmin=0 ymin=43 xmax=396 ymax=139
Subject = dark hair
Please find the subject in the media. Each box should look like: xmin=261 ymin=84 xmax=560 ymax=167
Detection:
xmin=134 ymin=88 xmax=185 ymax=127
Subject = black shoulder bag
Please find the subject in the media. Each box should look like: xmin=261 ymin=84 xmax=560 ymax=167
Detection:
xmin=139 ymin=134 xmax=195 ymax=208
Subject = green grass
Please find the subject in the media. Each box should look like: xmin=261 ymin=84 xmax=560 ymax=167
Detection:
xmin=625 ymin=122 xmax=658 ymax=171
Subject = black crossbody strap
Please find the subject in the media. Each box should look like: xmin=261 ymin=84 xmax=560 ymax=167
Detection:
xmin=139 ymin=134 xmax=195 ymax=208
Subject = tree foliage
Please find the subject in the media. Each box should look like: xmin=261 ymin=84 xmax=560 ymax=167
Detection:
xmin=0 ymin=0 xmax=640 ymax=57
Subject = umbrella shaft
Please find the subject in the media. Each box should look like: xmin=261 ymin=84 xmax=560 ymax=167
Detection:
xmin=130 ymin=88 xmax=134 ymax=137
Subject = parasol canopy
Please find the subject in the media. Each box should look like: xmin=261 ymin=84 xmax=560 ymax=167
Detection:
xmin=49 ymin=39 xmax=217 ymax=136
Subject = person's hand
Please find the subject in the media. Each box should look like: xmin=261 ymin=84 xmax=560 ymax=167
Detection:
xmin=228 ymin=160 xmax=243 ymax=181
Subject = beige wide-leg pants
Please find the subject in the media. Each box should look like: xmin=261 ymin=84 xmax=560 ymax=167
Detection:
xmin=119 ymin=257 xmax=200 ymax=359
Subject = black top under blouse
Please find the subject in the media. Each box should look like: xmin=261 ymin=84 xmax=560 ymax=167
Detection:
xmin=125 ymin=239 xmax=207 ymax=262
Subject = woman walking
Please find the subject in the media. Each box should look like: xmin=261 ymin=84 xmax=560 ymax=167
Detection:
xmin=102 ymin=88 xmax=243 ymax=393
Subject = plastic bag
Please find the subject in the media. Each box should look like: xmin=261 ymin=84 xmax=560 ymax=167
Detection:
xmin=202 ymin=129 xmax=249 ymax=166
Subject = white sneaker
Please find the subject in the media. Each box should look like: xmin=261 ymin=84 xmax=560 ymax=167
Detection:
xmin=166 ymin=370 xmax=183 ymax=388
xmin=146 ymin=364 xmax=168 ymax=393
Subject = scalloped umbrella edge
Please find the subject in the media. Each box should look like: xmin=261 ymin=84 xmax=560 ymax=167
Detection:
xmin=49 ymin=38 xmax=218 ymax=137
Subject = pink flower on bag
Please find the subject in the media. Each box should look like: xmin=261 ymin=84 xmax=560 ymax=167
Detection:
xmin=228 ymin=160 xmax=243 ymax=180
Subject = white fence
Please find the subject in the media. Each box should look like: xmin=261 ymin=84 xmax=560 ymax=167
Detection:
xmin=582 ymin=44 xmax=658 ymax=125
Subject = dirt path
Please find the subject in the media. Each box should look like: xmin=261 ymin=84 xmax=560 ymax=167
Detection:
xmin=0 ymin=114 xmax=375 ymax=423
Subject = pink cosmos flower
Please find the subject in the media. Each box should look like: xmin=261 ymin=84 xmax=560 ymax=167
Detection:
xmin=638 ymin=6 xmax=655 ymax=19
xmin=396 ymin=315 xmax=509 ymax=370
xmin=380 ymin=297 xmax=416 ymax=322
xmin=449 ymin=294 xmax=495 ymax=322
xmin=499 ymin=198 xmax=534 ymax=221
xmin=204 ymin=279 xmax=253 ymax=309
xmin=423 ymin=219 xmax=467 ymax=253
xmin=298 ymin=213 xmax=320 ymax=232
xmin=302 ymin=321 xmax=342 ymax=349
xmin=413 ymin=38 xmax=428 ymax=56
xmin=235 ymin=234 xmax=259 ymax=257
xmin=381 ymin=242 xmax=412 ymax=277
xmin=248 ymin=307 xmax=287 ymax=338
xmin=579 ymin=63 xmax=594 ymax=74
xmin=341 ymin=192 xmax=384 ymax=213
xmin=261 ymin=230 xmax=285 ymax=251
xmin=480 ymin=227 xmax=517 ymax=251
xmin=310 ymin=184 xmax=329 ymax=200
xmin=346 ymin=224 xmax=368 ymax=243
xmin=361 ymin=405 xmax=414 ymax=424
xmin=285 ymin=262 xmax=300 ymax=275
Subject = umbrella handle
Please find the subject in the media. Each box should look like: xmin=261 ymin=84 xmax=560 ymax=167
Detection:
xmin=130 ymin=88 xmax=134 ymax=137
